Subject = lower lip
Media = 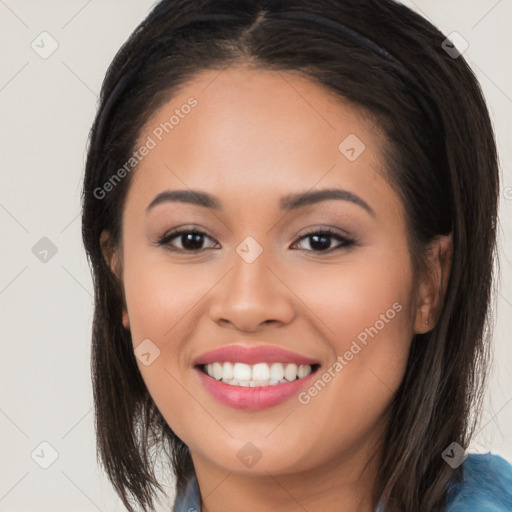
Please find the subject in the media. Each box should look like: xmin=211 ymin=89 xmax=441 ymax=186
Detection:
xmin=195 ymin=367 xmax=319 ymax=410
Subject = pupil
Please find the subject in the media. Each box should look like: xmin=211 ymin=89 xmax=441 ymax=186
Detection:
xmin=310 ymin=234 xmax=331 ymax=251
xmin=178 ymin=233 xmax=333 ymax=251
xmin=182 ymin=232 xmax=203 ymax=250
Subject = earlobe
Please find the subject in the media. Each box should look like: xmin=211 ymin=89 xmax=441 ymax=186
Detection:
xmin=413 ymin=234 xmax=453 ymax=334
xmin=100 ymin=230 xmax=121 ymax=280
xmin=421 ymin=304 xmax=430 ymax=326
xmin=122 ymin=311 xmax=130 ymax=329
xmin=100 ymin=230 xmax=129 ymax=329
xmin=414 ymin=298 xmax=433 ymax=334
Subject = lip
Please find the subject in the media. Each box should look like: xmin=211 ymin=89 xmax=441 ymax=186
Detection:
xmin=193 ymin=344 xmax=320 ymax=366
xmin=195 ymin=365 xmax=320 ymax=410
xmin=193 ymin=344 xmax=321 ymax=410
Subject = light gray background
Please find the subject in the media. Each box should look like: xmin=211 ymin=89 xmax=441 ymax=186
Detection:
xmin=1 ymin=1 xmax=511 ymax=510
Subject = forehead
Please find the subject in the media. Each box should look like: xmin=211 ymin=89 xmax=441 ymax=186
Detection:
xmin=127 ymin=66 xmax=399 ymax=220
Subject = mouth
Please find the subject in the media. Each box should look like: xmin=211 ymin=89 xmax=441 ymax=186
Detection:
xmin=192 ymin=344 xmax=322 ymax=409
xmin=196 ymin=362 xmax=322 ymax=387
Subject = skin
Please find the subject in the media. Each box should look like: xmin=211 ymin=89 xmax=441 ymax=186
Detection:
xmin=102 ymin=67 xmax=452 ymax=512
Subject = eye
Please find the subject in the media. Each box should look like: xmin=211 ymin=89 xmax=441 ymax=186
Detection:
xmin=156 ymin=227 xmax=219 ymax=252
xmin=292 ymin=228 xmax=356 ymax=253
xmin=156 ymin=226 xmax=356 ymax=254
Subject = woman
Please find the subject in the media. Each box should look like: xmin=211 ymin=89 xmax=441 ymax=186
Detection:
xmin=81 ymin=1 xmax=512 ymax=511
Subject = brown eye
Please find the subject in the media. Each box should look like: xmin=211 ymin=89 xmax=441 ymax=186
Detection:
xmin=157 ymin=229 xmax=219 ymax=252
xmin=293 ymin=229 xmax=356 ymax=253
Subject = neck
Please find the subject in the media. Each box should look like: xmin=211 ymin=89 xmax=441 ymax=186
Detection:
xmin=191 ymin=428 xmax=385 ymax=512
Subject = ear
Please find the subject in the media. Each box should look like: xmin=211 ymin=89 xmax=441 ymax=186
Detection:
xmin=100 ymin=230 xmax=130 ymax=330
xmin=413 ymin=234 xmax=453 ymax=334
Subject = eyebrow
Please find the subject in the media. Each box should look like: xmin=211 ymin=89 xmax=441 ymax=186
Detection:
xmin=146 ymin=188 xmax=375 ymax=217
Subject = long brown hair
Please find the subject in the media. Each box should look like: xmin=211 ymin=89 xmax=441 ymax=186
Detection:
xmin=81 ymin=1 xmax=499 ymax=510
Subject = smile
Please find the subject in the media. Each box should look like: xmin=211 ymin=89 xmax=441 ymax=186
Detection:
xmin=201 ymin=362 xmax=316 ymax=387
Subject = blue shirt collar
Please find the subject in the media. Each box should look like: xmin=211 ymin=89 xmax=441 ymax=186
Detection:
xmin=173 ymin=453 xmax=512 ymax=512
xmin=172 ymin=452 xmax=512 ymax=511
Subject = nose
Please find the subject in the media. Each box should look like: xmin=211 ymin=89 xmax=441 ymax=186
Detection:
xmin=209 ymin=249 xmax=296 ymax=332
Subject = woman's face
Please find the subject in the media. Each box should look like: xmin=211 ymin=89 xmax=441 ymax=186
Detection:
xmin=110 ymin=67 xmax=430 ymax=481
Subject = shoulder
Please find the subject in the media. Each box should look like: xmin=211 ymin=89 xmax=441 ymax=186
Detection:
xmin=445 ymin=452 xmax=512 ymax=511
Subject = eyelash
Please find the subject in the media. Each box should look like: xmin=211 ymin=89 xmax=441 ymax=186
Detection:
xmin=156 ymin=226 xmax=357 ymax=254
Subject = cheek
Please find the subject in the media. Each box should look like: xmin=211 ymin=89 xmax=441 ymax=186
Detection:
xmin=120 ymin=228 xmax=210 ymax=343
xmin=293 ymin=253 xmax=413 ymax=409
xmin=267 ymin=256 xmax=415 ymax=468
xmin=292 ymin=249 xmax=413 ymax=352
xmin=121 ymin=251 xmax=213 ymax=439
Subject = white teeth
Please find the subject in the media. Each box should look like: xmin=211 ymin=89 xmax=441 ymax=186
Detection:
xmin=223 ymin=361 xmax=234 ymax=380
xmin=233 ymin=362 xmax=252 ymax=381
xmin=212 ymin=362 xmax=223 ymax=380
xmin=204 ymin=361 xmax=314 ymax=386
xmin=298 ymin=364 xmax=312 ymax=378
xmin=249 ymin=380 xmax=271 ymax=387
xmin=252 ymin=363 xmax=270 ymax=381
xmin=270 ymin=363 xmax=284 ymax=380
xmin=284 ymin=363 xmax=298 ymax=381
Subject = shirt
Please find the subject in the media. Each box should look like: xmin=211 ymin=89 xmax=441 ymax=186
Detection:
xmin=172 ymin=452 xmax=512 ymax=512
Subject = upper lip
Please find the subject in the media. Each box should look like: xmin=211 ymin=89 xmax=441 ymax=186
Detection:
xmin=193 ymin=344 xmax=321 ymax=366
